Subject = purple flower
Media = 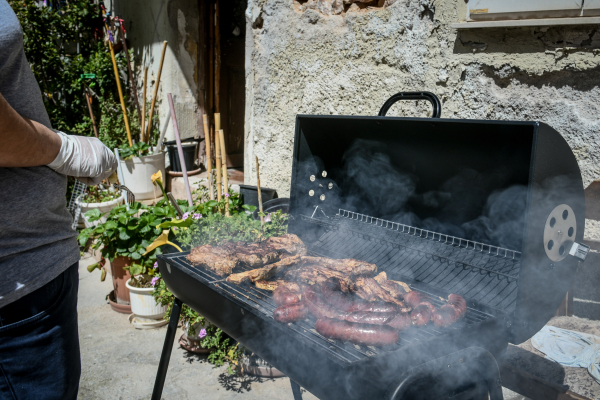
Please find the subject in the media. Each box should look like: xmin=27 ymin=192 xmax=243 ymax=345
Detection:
xmin=199 ymin=328 xmax=207 ymax=338
xmin=182 ymin=212 xmax=189 ymax=220
xmin=264 ymin=213 xmax=272 ymax=223
xmin=154 ymin=261 xmax=158 ymax=269
xmin=192 ymin=213 xmax=202 ymax=220
xmin=151 ymin=277 xmax=159 ymax=286
xmin=225 ymin=193 xmax=230 ymax=198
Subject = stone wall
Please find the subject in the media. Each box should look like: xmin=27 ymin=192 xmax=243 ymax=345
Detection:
xmin=244 ymin=0 xmax=600 ymax=240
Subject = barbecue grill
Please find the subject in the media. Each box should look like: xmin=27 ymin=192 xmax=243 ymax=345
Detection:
xmin=151 ymin=92 xmax=589 ymax=400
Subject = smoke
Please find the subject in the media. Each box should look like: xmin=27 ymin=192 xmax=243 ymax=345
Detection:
xmin=320 ymin=139 xmax=528 ymax=251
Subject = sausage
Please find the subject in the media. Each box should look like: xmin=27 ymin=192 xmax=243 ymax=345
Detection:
xmin=273 ymin=303 xmax=308 ymax=323
xmin=410 ymin=302 xmax=435 ymax=326
xmin=273 ymin=286 xmax=300 ymax=306
xmin=321 ymin=278 xmax=400 ymax=313
xmin=344 ymin=311 xmax=397 ymax=325
xmin=448 ymin=294 xmax=467 ymax=318
xmin=304 ymin=287 xmax=349 ymax=319
xmin=315 ymin=318 xmax=399 ymax=346
xmin=432 ymin=294 xmax=467 ymax=327
xmin=386 ymin=313 xmax=411 ymax=331
xmin=404 ymin=291 xmax=429 ymax=309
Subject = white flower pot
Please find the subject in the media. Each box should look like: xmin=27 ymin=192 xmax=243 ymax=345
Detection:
xmin=78 ymin=195 xmax=125 ymax=228
xmin=119 ymin=152 xmax=165 ymax=200
xmin=125 ymin=279 xmax=167 ymax=319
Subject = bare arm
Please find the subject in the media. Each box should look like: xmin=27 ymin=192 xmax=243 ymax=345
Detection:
xmin=0 ymin=91 xmax=61 ymax=167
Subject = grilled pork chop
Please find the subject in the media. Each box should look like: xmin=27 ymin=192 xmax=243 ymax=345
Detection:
xmin=301 ymin=257 xmax=377 ymax=276
xmin=226 ymin=255 xmax=302 ymax=284
xmin=374 ymin=271 xmax=411 ymax=299
xmin=223 ymin=241 xmax=281 ymax=268
xmin=266 ymin=234 xmax=307 ymax=256
xmin=351 ymin=276 xmax=411 ymax=312
xmin=187 ymin=245 xmax=238 ymax=276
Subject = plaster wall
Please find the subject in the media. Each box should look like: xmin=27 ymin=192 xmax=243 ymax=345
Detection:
xmin=113 ymin=0 xmax=202 ymax=144
xmin=244 ymin=0 xmax=600 ymax=240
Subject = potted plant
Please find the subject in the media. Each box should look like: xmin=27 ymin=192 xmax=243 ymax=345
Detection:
xmin=118 ymin=142 xmax=166 ymax=201
xmin=77 ymin=200 xmax=180 ymax=313
xmin=77 ymin=186 xmax=124 ymax=228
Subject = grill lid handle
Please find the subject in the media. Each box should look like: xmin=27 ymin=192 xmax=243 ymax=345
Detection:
xmin=378 ymin=91 xmax=442 ymax=118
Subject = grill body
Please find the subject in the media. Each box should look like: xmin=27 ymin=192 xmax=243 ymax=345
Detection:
xmin=157 ymin=110 xmax=584 ymax=399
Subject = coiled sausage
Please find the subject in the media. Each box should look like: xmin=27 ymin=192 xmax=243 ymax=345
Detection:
xmin=273 ymin=303 xmax=308 ymax=323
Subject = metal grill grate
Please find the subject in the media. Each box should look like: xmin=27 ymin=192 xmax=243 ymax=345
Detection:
xmin=301 ymin=209 xmax=521 ymax=313
xmin=165 ymin=252 xmax=496 ymax=365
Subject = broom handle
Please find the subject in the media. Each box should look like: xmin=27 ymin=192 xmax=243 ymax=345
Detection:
xmin=145 ymin=41 xmax=168 ymax=143
xmin=119 ymin=28 xmax=141 ymax=123
xmin=256 ymin=156 xmax=263 ymax=225
xmin=85 ymin=92 xmax=98 ymax=138
xmin=141 ymin=67 xmax=148 ymax=141
xmin=219 ymin=129 xmax=229 ymax=216
xmin=215 ymin=127 xmax=222 ymax=203
xmin=203 ymin=114 xmax=214 ymax=200
xmin=105 ymin=21 xmax=132 ymax=147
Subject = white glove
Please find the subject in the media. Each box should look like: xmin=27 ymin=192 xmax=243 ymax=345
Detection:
xmin=47 ymin=130 xmax=118 ymax=185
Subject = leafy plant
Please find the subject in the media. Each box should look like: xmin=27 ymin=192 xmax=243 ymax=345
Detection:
xmin=118 ymin=141 xmax=150 ymax=160
xmin=77 ymin=200 xmax=180 ymax=287
xmin=81 ymin=186 xmax=120 ymax=204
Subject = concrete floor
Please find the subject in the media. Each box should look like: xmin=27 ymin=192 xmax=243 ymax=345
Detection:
xmin=77 ymin=256 xmax=530 ymax=399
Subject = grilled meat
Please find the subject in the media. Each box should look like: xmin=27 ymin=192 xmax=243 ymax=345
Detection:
xmin=411 ymin=302 xmax=435 ymax=326
xmin=223 ymin=241 xmax=281 ymax=268
xmin=321 ymin=278 xmax=400 ymax=313
xmin=387 ymin=313 xmax=411 ymax=331
xmin=304 ymin=286 xmax=348 ymax=320
xmin=344 ymin=311 xmax=397 ymax=325
xmin=273 ymin=303 xmax=308 ymax=323
xmin=266 ymin=234 xmax=307 ymax=256
xmin=315 ymin=318 xmax=399 ymax=347
xmin=404 ymin=291 xmax=430 ymax=309
xmin=432 ymin=294 xmax=466 ymax=327
xmin=226 ymin=255 xmax=302 ymax=284
xmin=285 ymin=263 xmax=350 ymax=287
xmin=374 ymin=272 xmax=411 ymax=299
xmin=350 ymin=277 xmax=411 ymax=312
xmin=187 ymin=245 xmax=238 ymax=276
xmin=301 ymin=256 xmax=377 ymax=276
xmin=254 ymin=279 xmax=300 ymax=292
xmin=273 ymin=285 xmax=301 ymax=306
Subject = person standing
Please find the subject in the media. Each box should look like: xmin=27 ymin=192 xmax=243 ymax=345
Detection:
xmin=0 ymin=1 xmax=117 ymax=398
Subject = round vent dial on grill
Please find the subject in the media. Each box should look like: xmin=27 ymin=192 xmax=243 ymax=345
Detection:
xmin=543 ymin=204 xmax=576 ymax=262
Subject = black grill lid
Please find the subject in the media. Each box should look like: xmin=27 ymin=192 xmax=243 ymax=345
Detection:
xmin=288 ymin=108 xmax=584 ymax=344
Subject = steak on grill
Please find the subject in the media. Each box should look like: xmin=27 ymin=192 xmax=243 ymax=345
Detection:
xmin=350 ymin=276 xmax=411 ymax=311
xmin=301 ymin=256 xmax=377 ymax=276
xmin=226 ymin=255 xmax=302 ymax=284
xmin=223 ymin=241 xmax=281 ymax=268
xmin=374 ymin=272 xmax=411 ymax=299
xmin=266 ymin=234 xmax=308 ymax=256
xmin=187 ymin=245 xmax=238 ymax=276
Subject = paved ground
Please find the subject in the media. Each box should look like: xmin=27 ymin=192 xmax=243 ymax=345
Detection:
xmin=77 ymin=255 xmax=532 ymax=399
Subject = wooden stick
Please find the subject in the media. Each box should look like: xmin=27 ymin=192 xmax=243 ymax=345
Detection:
xmin=215 ymin=126 xmax=222 ymax=203
xmin=203 ymin=114 xmax=214 ymax=200
xmin=219 ymin=129 xmax=229 ymax=216
xmin=120 ymin=29 xmax=141 ymax=124
xmin=256 ymin=156 xmax=264 ymax=225
xmin=141 ymin=67 xmax=148 ymax=141
xmin=85 ymin=91 xmax=99 ymax=138
xmin=214 ymin=0 xmax=221 ymax=113
xmin=105 ymin=21 xmax=133 ymax=147
xmin=208 ymin=2 xmax=214 ymax=114
xmin=145 ymin=41 xmax=168 ymax=143
xmin=167 ymin=93 xmax=194 ymax=207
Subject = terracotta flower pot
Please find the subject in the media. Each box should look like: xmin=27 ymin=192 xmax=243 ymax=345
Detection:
xmin=110 ymin=256 xmax=132 ymax=304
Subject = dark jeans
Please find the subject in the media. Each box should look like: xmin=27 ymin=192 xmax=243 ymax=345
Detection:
xmin=0 ymin=262 xmax=80 ymax=400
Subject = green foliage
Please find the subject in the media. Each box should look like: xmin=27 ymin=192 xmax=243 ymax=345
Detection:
xmin=175 ymin=209 xmax=288 ymax=250
xmin=152 ymin=274 xmax=242 ymax=374
xmin=76 ymin=201 xmax=179 ymax=285
xmin=81 ymin=186 xmax=120 ymax=204
xmin=118 ymin=141 xmax=150 ymax=160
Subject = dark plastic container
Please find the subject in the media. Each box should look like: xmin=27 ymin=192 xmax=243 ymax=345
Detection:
xmin=253 ymin=198 xmax=289 ymax=221
xmin=239 ymin=184 xmax=277 ymax=208
xmin=167 ymin=143 xmax=197 ymax=172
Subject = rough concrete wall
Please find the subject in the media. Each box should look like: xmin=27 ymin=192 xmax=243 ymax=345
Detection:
xmin=245 ymin=0 xmax=600 ymax=239
xmin=114 ymin=0 xmax=201 ymax=144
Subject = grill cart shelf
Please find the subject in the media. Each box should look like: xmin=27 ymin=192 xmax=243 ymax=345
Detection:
xmin=151 ymin=93 xmax=588 ymax=400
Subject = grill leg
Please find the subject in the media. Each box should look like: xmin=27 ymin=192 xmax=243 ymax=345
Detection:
xmin=290 ymin=379 xmax=303 ymax=400
xmin=151 ymin=297 xmax=183 ymax=400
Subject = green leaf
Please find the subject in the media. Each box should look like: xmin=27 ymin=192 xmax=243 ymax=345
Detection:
xmin=129 ymin=263 xmax=143 ymax=276
xmin=118 ymin=228 xmax=130 ymax=241
xmin=242 ymin=204 xmax=257 ymax=212
xmin=159 ymin=219 xmax=193 ymax=229
xmin=130 ymin=252 xmax=141 ymax=260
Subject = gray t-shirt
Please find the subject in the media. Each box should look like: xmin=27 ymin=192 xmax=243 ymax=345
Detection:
xmin=0 ymin=0 xmax=79 ymax=308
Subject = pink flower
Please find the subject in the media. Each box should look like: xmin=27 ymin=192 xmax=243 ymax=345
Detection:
xmin=199 ymin=328 xmax=207 ymax=338
xmin=192 ymin=213 xmax=202 ymax=220
xmin=264 ymin=213 xmax=272 ymax=223
xmin=182 ymin=212 xmax=190 ymax=220
xmin=154 ymin=261 xmax=158 ymax=269
xmin=151 ymin=277 xmax=159 ymax=286
xmin=224 ymin=193 xmax=230 ymax=198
